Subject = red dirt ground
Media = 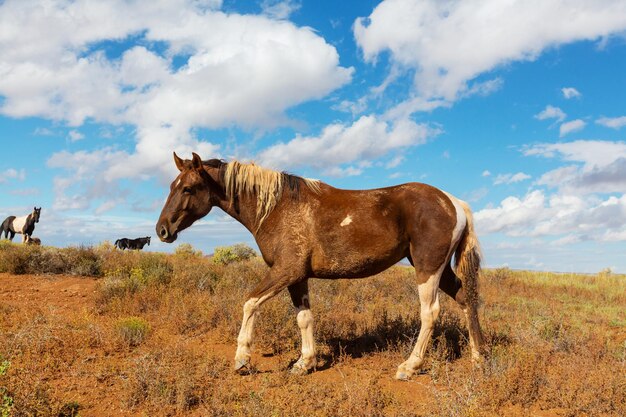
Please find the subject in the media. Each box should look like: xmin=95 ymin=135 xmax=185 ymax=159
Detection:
xmin=1 ymin=274 xmax=568 ymax=417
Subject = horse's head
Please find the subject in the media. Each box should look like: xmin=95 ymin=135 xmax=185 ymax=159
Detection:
xmin=146 ymin=236 xmax=151 ymax=246
xmin=156 ymin=152 xmax=215 ymax=243
xmin=33 ymin=207 xmax=41 ymax=223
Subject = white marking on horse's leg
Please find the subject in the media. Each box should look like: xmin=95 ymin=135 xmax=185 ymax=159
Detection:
xmin=292 ymin=306 xmax=316 ymax=373
xmin=395 ymin=268 xmax=443 ymax=380
xmin=234 ymin=294 xmax=271 ymax=370
xmin=340 ymin=214 xmax=352 ymax=226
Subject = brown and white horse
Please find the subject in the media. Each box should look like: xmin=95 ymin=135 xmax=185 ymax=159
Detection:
xmin=1 ymin=207 xmax=41 ymax=243
xmin=156 ymin=153 xmax=486 ymax=379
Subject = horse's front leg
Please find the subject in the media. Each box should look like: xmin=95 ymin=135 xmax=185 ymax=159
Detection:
xmin=234 ymin=268 xmax=303 ymax=372
xmin=288 ymin=279 xmax=316 ymax=374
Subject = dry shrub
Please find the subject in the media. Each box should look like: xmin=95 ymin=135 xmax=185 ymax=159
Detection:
xmin=3 ymin=246 xmax=626 ymax=416
xmin=0 ymin=242 xmax=104 ymax=276
xmin=124 ymin=349 xmax=229 ymax=414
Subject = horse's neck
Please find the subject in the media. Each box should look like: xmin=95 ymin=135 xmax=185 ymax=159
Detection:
xmin=203 ymin=166 xmax=261 ymax=234
xmin=216 ymin=191 xmax=262 ymax=234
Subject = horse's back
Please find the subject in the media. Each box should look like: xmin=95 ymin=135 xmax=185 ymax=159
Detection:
xmin=274 ymin=182 xmax=458 ymax=278
xmin=1 ymin=216 xmax=16 ymax=229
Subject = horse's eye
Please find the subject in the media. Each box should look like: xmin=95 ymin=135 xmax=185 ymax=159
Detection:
xmin=182 ymin=186 xmax=193 ymax=195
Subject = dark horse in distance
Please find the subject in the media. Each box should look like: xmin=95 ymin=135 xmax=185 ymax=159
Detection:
xmin=156 ymin=153 xmax=486 ymax=380
xmin=1 ymin=207 xmax=41 ymax=243
xmin=115 ymin=236 xmax=151 ymax=250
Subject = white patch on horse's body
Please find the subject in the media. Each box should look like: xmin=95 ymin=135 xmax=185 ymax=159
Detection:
xmin=443 ymin=192 xmax=467 ymax=248
xmin=11 ymin=215 xmax=28 ymax=234
xmin=340 ymin=214 xmax=352 ymax=226
xmin=175 ymin=178 xmax=181 ymax=188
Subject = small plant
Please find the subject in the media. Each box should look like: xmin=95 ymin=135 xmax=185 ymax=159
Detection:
xmin=116 ymin=317 xmax=150 ymax=347
xmin=58 ymin=401 xmax=80 ymax=417
xmin=212 ymin=243 xmax=256 ymax=265
xmin=0 ymin=361 xmax=9 ymax=376
xmin=0 ymin=359 xmax=12 ymax=417
xmin=0 ymin=394 xmax=12 ymax=417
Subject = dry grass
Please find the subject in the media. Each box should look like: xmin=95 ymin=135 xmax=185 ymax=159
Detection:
xmin=0 ymin=244 xmax=624 ymax=416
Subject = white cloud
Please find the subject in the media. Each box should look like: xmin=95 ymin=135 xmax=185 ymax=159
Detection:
xmin=596 ymin=116 xmax=626 ymax=129
xmin=482 ymin=170 xmax=491 ymax=177
xmin=332 ymin=97 xmax=369 ymax=116
xmin=354 ymin=0 xmax=626 ymax=102
xmin=33 ymin=127 xmax=55 ymax=136
xmin=535 ymin=105 xmax=566 ymax=122
xmin=493 ymin=172 xmax=531 ymax=185
xmin=525 ymin=140 xmax=626 ymax=168
xmin=0 ymin=168 xmax=26 ymax=184
xmin=385 ymin=155 xmax=404 ymax=169
xmin=527 ymin=140 xmax=626 ymax=195
xmin=478 ymin=140 xmax=626 ymax=246
xmin=47 ymin=148 xmax=131 ymax=211
xmin=475 ymin=190 xmax=626 ymax=239
xmin=561 ymin=87 xmax=581 ymax=99
xmin=257 ymin=115 xmax=440 ymax=175
xmin=559 ymin=119 xmax=586 ymax=137
xmin=261 ymin=0 xmax=301 ymax=20
xmin=68 ymin=130 xmax=84 ymax=142
xmin=0 ymin=0 xmax=352 ymax=208
xmin=461 ymin=77 xmax=504 ymax=98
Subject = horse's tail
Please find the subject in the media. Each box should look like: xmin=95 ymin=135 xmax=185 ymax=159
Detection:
xmin=114 ymin=239 xmax=120 ymax=248
xmin=453 ymin=200 xmax=482 ymax=304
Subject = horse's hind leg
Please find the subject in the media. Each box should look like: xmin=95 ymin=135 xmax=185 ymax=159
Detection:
xmin=439 ymin=265 xmax=486 ymax=363
xmin=288 ymin=279 xmax=316 ymax=374
xmin=395 ymin=263 xmax=445 ymax=380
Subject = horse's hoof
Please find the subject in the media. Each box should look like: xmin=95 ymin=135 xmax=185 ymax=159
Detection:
xmin=394 ymin=371 xmax=410 ymax=381
xmin=234 ymin=358 xmax=250 ymax=372
xmin=290 ymin=358 xmax=313 ymax=375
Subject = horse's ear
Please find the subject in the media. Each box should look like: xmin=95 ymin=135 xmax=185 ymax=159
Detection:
xmin=173 ymin=152 xmax=185 ymax=172
xmin=191 ymin=152 xmax=202 ymax=170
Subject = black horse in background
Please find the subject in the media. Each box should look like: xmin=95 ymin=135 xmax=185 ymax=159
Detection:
xmin=115 ymin=236 xmax=151 ymax=250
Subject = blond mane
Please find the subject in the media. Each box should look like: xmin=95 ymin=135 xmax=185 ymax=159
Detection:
xmin=224 ymin=161 xmax=321 ymax=226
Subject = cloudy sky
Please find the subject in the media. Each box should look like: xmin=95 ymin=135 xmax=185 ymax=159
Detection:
xmin=1 ymin=0 xmax=626 ymax=272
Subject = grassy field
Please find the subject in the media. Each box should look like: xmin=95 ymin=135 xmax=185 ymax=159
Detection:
xmin=0 ymin=241 xmax=624 ymax=416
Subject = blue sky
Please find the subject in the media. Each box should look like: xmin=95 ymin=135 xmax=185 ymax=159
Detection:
xmin=1 ymin=0 xmax=626 ymax=272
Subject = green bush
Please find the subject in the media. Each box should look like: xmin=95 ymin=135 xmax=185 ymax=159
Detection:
xmin=212 ymin=243 xmax=257 ymax=265
xmin=116 ymin=317 xmax=150 ymax=347
xmin=0 ymin=359 xmax=12 ymax=417
xmin=174 ymin=243 xmax=203 ymax=258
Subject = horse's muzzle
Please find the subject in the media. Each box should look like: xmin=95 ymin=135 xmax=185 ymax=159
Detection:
xmin=156 ymin=222 xmax=177 ymax=243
